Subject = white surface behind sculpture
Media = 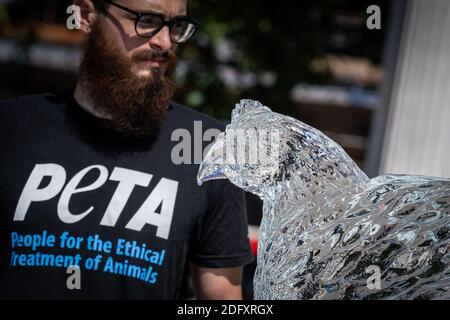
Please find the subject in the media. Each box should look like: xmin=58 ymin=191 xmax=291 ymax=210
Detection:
xmin=381 ymin=0 xmax=450 ymax=178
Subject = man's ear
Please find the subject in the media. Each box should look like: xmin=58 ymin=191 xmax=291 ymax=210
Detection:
xmin=73 ymin=0 xmax=98 ymax=34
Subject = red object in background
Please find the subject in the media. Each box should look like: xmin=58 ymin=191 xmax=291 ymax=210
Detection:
xmin=250 ymin=238 xmax=258 ymax=256
xmin=248 ymin=225 xmax=259 ymax=256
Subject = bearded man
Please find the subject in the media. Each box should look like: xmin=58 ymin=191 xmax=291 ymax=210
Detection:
xmin=0 ymin=0 xmax=253 ymax=299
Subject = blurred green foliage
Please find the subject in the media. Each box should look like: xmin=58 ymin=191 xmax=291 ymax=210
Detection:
xmin=0 ymin=5 xmax=8 ymax=25
xmin=176 ymin=0 xmax=389 ymax=120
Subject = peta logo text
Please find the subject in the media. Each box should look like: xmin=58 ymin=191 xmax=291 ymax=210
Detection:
xmin=14 ymin=164 xmax=178 ymax=240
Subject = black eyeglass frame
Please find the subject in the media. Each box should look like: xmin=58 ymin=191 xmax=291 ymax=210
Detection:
xmin=101 ymin=0 xmax=199 ymax=44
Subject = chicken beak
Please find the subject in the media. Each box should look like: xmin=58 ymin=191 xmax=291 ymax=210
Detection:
xmin=197 ymin=133 xmax=228 ymax=185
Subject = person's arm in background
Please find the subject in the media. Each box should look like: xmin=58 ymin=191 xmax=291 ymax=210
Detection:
xmin=190 ymin=264 xmax=243 ymax=300
xmin=187 ymin=180 xmax=254 ymax=300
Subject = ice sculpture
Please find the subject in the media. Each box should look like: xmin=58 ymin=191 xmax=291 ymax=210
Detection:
xmin=197 ymin=99 xmax=450 ymax=300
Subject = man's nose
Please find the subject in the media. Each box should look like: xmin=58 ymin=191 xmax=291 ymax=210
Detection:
xmin=148 ymin=25 xmax=173 ymax=52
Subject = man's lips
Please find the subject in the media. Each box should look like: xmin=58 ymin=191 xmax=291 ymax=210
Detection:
xmin=139 ymin=57 xmax=168 ymax=67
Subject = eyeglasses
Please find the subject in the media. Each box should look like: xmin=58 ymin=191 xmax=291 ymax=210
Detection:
xmin=102 ymin=0 xmax=199 ymax=44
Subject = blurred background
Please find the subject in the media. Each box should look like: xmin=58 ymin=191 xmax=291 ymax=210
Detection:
xmin=1 ymin=0 xmax=449 ymax=299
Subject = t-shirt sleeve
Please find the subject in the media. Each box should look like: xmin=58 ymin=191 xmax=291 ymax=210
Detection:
xmin=188 ymin=181 xmax=255 ymax=268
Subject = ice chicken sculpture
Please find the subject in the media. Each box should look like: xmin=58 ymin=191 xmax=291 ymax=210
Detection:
xmin=197 ymin=99 xmax=450 ymax=300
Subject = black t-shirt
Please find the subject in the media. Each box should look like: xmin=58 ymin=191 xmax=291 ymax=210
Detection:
xmin=0 ymin=92 xmax=253 ymax=299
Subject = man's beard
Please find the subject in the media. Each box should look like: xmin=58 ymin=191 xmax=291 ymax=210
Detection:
xmin=78 ymin=19 xmax=176 ymax=139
